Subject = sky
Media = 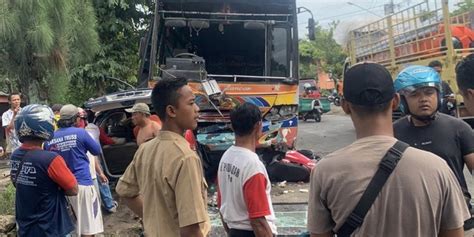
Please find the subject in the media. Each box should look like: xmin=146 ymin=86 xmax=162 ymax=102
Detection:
xmin=296 ymin=0 xmax=464 ymax=43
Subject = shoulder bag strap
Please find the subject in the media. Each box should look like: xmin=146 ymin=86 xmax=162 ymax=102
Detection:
xmin=336 ymin=141 xmax=409 ymax=237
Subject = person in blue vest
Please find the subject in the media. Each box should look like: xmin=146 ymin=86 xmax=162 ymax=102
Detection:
xmin=10 ymin=104 xmax=78 ymax=237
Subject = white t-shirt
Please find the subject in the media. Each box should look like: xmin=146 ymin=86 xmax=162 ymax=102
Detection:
xmin=217 ymin=145 xmax=277 ymax=234
xmin=85 ymin=123 xmax=101 ymax=180
xmin=2 ymin=108 xmax=22 ymax=153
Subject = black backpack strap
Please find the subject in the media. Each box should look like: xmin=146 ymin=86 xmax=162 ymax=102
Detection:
xmin=337 ymin=141 xmax=409 ymax=237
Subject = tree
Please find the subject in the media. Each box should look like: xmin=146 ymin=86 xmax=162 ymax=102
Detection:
xmin=299 ymin=21 xmax=347 ymax=83
xmin=68 ymin=0 xmax=151 ymax=105
xmin=452 ymin=0 xmax=474 ymax=16
xmin=0 ymin=0 xmax=99 ymax=103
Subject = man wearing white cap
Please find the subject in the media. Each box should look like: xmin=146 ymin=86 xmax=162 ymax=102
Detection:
xmin=126 ymin=103 xmax=161 ymax=145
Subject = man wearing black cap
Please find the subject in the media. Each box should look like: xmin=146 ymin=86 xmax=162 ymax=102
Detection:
xmin=307 ymin=63 xmax=468 ymax=237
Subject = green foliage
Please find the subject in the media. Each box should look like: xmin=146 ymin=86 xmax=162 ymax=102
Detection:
xmin=452 ymin=0 xmax=474 ymax=16
xmin=0 ymin=0 xmax=99 ymax=104
xmin=68 ymin=0 xmax=100 ymax=66
xmin=299 ymin=63 xmax=317 ymax=79
xmin=0 ymin=183 xmax=15 ymax=215
xmin=299 ymin=21 xmax=347 ymax=81
xmin=68 ymin=0 xmax=151 ymax=105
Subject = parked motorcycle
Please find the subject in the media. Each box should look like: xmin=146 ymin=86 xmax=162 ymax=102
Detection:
xmin=328 ymin=93 xmax=341 ymax=106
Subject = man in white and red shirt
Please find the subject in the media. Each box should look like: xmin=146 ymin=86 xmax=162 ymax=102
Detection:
xmin=217 ymin=102 xmax=277 ymax=237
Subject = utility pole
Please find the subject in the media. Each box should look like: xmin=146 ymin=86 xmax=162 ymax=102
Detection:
xmin=384 ymin=0 xmax=395 ymax=16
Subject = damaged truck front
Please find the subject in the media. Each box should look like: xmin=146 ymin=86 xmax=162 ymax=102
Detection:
xmin=87 ymin=0 xmax=316 ymax=182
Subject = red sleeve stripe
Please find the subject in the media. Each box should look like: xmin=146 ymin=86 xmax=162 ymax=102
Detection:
xmin=47 ymin=156 xmax=77 ymax=191
xmin=217 ymin=178 xmax=222 ymax=208
xmin=243 ymin=173 xmax=271 ymax=219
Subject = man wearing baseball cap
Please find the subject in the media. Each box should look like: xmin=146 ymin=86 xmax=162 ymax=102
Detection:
xmin=44 ymin=104 xmax=104 ymax=236
xmin=125 ymin=103 xmax=161 ymax=145
xmin=307 ymin=63 xmax=468 ymax=237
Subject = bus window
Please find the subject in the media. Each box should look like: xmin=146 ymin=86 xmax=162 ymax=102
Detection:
xmin=271 ymin=27 xmax=289 ymax=77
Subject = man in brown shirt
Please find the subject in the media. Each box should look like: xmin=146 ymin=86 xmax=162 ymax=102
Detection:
xmin=116 ymin=77 xmax=210 ymax=237
xmin=307 ymin=63 xmax=469 ymax=237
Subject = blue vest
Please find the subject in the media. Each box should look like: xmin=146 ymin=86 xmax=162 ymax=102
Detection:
xmin=10 ymin=149 xmax=74 ymax=237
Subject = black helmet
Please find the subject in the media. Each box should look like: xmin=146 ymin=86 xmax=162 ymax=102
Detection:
xmin=15 ymin=104 xmax=55 ymax=142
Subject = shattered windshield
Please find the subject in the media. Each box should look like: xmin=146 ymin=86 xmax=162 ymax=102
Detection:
xmin=161 ymin=21 xmax=290 ymax=77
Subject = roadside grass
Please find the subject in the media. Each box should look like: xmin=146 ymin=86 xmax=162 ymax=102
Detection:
xmin=0 ymin=183 xmax=15 ymax=215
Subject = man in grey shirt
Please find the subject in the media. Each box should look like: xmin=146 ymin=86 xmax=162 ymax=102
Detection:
xmin=307 ymin=63 xmax=469 ymax=237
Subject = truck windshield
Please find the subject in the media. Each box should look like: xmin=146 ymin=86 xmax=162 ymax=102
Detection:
xmin=271 ymin=27 xmax=289 ymax=77
xmin=162 ymin=22 xmax=289 ymax=77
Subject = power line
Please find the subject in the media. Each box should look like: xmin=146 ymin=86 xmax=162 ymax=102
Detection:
xmin=370 ymin=0 xmax=379 ymax=9
xmin=314 ymin=4 xmax=386 ymax=22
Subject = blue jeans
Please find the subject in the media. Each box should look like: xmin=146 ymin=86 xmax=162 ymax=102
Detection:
xmin=93 ymin=179 xmax=115 ymax=210
xmin=99 ymin=180 xmax=115 ymax=210
xmin=97 ymin=157 xmax=116 ymax=210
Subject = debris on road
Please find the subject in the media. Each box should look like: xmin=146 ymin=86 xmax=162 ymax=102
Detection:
xmin=277 ymin=181 xmax=287 ymax=188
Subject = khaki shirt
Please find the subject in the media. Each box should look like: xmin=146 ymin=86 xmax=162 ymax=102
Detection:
xmin=116 ymin=131 xmax=210 ymax=237
xmin=308 ymin=136 xmax=470 ymax=237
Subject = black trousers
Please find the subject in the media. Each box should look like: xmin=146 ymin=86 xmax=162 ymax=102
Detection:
xmin=228 ymin=229 xmax=276 ymax=237
xmin=229 ymin=229 xmax=255 ymax=237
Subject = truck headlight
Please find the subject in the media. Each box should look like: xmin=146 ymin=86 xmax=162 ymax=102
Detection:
xmin=264 ymin=105 xmax=297 ymax=121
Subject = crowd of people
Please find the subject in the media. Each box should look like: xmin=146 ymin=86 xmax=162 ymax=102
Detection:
xmin=4 ymin=98 xmax=160 ymax=236
xmin=5 ymin=52 xmax=474 ymax=237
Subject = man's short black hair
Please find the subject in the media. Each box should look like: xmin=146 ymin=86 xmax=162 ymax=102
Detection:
xmin=51 ymin=104 xmax=63 ymax=113
xmin=230 ymin=103 xmax=262 ymax=136
xmin=57 ymin=117 xmax=76 ymax=128
xmin=349 ymin=101 xmax=392 ymax=117
xmin=428 ymin=60 xmax=443 ymax=68
xmin=8 ymin=92 xmax=20 ymax=101
xmin=456 ymin=54 xmax=474 ymax=91
xmin=86 ymin=110 xmax=95 ymax=123
xmin=151 ymin=77 xmax=188 ymax=120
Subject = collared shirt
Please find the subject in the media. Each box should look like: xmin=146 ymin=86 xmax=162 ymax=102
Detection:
xmin=2 ymin=108 xmax=22 ymax=152
xmin=116 ymin=131 xmax=210 ymax=237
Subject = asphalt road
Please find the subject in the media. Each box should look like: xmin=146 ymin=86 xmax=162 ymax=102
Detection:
xmin=296 ymin=112 xmax=356 ymax=156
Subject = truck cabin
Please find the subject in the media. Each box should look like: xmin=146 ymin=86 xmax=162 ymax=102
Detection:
xmin=155 ymin=0 xmax=299 ymax=82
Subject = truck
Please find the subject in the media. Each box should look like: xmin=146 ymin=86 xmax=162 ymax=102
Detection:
xmin=344 ymin=0 xmax=474 ymax=123
xmin=85 ymin=0 xmax=316 ymax=181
